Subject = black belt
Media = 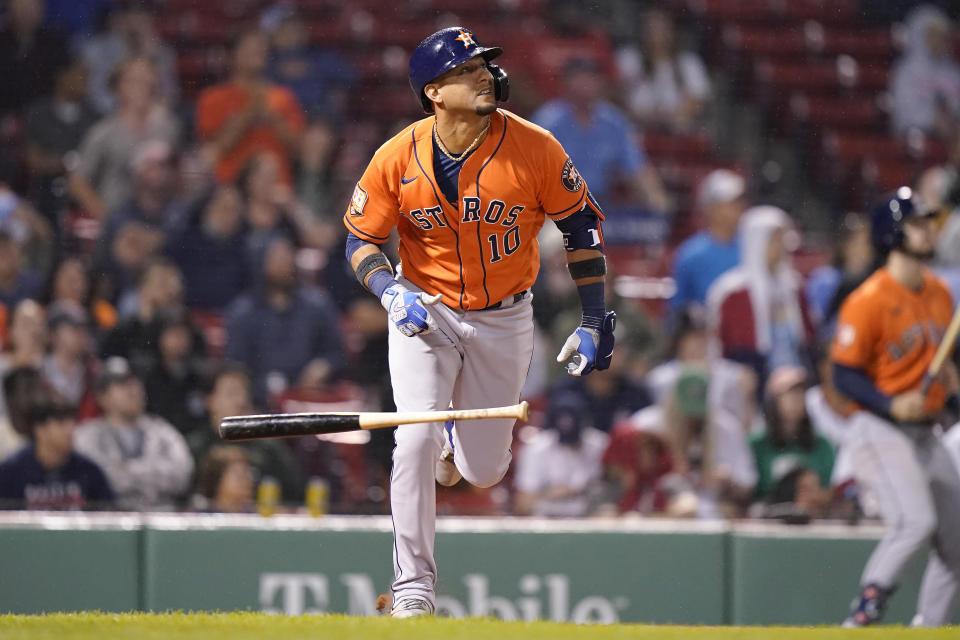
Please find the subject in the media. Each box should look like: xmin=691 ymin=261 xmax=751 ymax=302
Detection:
xmin=480 ymin=290 xmax=527 ymax=311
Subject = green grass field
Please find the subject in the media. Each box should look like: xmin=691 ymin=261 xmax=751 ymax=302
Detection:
xmin=0 ymin=613 xmax=955 ymax=640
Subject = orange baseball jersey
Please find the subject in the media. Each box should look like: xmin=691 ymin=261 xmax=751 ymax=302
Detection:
xmin=343 ymin=109 xmax=600 ymax=311
xmin=832 ymin=267 xmax=954 ymax=413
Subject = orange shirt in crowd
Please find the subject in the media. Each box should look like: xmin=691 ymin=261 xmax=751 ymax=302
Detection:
xmin=195 ymin=83 xmax=306 ymax=185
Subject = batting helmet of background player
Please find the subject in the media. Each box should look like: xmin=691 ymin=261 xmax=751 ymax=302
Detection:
xmin=870 ymin=186 xmax=939 ymax=255
xmin=408 ymin=27 xmax=510 ymax=113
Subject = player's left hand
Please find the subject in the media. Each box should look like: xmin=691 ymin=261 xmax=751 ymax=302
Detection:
xmin=557 ymin=311 xmax=616 ymax=376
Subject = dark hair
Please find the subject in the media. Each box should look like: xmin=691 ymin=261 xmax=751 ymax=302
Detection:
xmin=763 ymin=389 xmax=815 ymax=450
xmin=3 ymin=367 xmax=76 ymax=438
xmin=667 ymin=307 xmax=707 ymax=359
xmin=194 ymin=445 xmax=250 ymax=499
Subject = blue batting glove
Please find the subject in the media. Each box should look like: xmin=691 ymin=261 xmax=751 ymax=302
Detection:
xmin=381 ymin=285 xmax=442 ymax=337
xmin=556 ymin=311 xmax=616 ymax=376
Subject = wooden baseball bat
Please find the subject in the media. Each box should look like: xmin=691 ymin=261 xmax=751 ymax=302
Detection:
xmin=219 ymin=401 xmax=530 ymax=441
xmin=921 ymin=302 xmax=960 ymax=395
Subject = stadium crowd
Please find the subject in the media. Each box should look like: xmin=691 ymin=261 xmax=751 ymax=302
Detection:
xmin=0 ymin=0 xmax=958 ymax=524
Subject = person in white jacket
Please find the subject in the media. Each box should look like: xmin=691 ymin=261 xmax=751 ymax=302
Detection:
xmin=74 ymin=356 xmax=193 ymax=511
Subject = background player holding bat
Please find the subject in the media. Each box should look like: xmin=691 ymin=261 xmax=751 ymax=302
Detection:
xmin=342 ymin=27 xmax=616 ymax=618
xmin=831 ymin=187 xmax=960 ymax=627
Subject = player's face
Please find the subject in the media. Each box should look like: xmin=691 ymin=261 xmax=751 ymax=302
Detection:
xmin=902 ymin=215 xmax=937 ymax=260
xmin=431 ymin=56 xmax=496 ymax=115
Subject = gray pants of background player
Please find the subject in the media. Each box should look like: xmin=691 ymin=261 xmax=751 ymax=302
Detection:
xmin=387 ymin=280 xmax=534 ymax=610
xmin=849 ymin=411 xmax=960 ymax=625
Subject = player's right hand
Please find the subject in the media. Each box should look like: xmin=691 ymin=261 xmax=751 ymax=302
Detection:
xmin=381 ymin=285 xmax=442 ymax=337
xmin=890 ymin=390 xmax=929 ymax=422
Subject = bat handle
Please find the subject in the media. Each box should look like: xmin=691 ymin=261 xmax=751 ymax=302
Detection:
xmin=920 ymin=374 xmax=933 ymax=397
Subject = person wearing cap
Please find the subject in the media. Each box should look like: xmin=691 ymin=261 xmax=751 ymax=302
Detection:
xmin=749 ymin=365 xmax=835 ymax=503
xmin=531 ymin=55 xmax=671 ymax=213
xmin=42 ymin=305 xmax=95 ymax=409
xmin=0 ymin=367 xmax=113 ymax=510
xmin=705 ymin=205 xmax=816 ymax=387
xmin=669 ymin=169 xmax=747 ymax=317
xmin=514 ymin=395 xmax=609 ymax=517
xmin=74 ymin=355 xmax=193 ymax=511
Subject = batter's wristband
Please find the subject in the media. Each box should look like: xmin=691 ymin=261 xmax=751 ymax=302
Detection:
xmin=356 ymin=253 xmax=393 ymax=287
xmin=567 ymin=256 xmax=606 ymax=280
xmin=367 ymin=269 xmax=398 ymax=300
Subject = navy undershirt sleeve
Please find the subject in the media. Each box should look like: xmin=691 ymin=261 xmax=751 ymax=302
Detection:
xmin=345 ymin=231 xmax=368 ymax=261
xmin=832 ymin=362 xmax=893 ymax=417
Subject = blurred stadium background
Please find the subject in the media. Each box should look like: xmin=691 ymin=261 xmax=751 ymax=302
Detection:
xmin=0 ymin=0 xmax=959 ymax=627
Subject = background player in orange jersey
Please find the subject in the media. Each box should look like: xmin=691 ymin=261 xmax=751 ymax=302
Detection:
xmin=831 ymin=187 xmax=960 ymax=627
xmin=342 ymin=27 xmax=616 ymax=617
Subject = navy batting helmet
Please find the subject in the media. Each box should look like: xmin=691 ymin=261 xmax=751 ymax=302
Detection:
xmin=408 ymin=27 xmax=509 ymax=113
xmin=870 ymin=186 xmax=936 ymax=254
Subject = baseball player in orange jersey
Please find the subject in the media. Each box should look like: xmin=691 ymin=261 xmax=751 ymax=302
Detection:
xmin=343 ymin=27 xmax=616 ymax=617
xmin=831 ymin=187 xmax=960 ymax=627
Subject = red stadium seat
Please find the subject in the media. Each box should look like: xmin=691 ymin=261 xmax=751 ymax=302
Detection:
xmin=790 ymin=95 xmax=885 ymax=132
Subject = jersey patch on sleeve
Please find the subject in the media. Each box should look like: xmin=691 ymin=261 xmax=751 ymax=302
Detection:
xmin=561 ymin=157 xmax=583 ymax=192
xmin=836 ymin=323 xmax=856 ymax=347
xmin=349 ymin=184 xmax=368 ymax=216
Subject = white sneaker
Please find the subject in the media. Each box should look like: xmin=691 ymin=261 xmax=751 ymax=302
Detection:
xmin=435 ymin=420 xmax=461 ymax=487
xmin=391 ymin=596 xmax=434 ymax=618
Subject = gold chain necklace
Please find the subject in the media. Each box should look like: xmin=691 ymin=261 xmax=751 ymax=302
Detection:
xmin=434 ymin=120 xmax=490 ymax=163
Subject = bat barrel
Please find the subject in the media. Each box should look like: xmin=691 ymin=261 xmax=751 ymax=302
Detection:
xmin=219 ymin=413 xmax=360 ymax=441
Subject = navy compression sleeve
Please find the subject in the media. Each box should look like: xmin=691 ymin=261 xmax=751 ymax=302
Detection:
xmin=832 ymin=362 xmax=893 ymax=417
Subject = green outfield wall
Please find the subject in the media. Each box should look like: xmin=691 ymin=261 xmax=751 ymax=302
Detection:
xmin=0 ymin=514 xmax=956 ymax=625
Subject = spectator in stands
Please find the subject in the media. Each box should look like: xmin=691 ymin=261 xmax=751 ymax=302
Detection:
xmin=750 ymin=366 xmax=835 ymax=505
xmin=226 ymin=234 xmax=344 ymax=406
xmin=45 ymin=0 xmax=112 ymax=41
xmin=69 ymin=56 xmax=181 ymax=218
xmin=628 ymin=367 xmax=757 ymax=518
xmin=514 ymin=394 xmax=609 ymax=517
xmin=42 ymin=305 xmax=95 ymax=408
xmin=24 ymin=60 xmax=99 ymax=227
xmin=804 ymin=212 xmax=875 ymax=342
xmin=890 ymin=5 xmax=960 ymax=142
xmin=0 ymin=300 xmax=47 ymax=372
xmin=706 ymin=206 xmax=816 ymax=386
xmin=0 ymin=299 xmax=45 ymax=461
xmin=80 ymin=0 xmax=179 ymax=115
xmin=669 ymin=169 xmax=747 ymax=316
xmin=0 ymin=189 xmax=54 ymax=280
xmin=74 ymin=356 xmax=193 ymax=511
xmin=295 ymin=119 xmax=341 ymax=228
xmin=0 ymin=0 xmax=71 ymax=115
xmin=191 ymin=445 xmax=256 ymax=513
xmin=239 ymin=153 xmax=333 ymax=276
xmin=101 ymin=258 xmax=205 ymax=378
xmin=142 ymin=308 xmax=208 ymax=436
xmin=0 ymin=367 xmax=112 ymax=510
xmin=261 ymin=3 xmax=356 ymax=122
xmin=166 ymin=185 xmax=251 ymax=312
xmin=46 ymin=256 xmax=117 ymax=334
xmin=546 ymin=350 xmax=653 ymax=434
xmin=645 ymin=307 xmax=757 ymax=431
xmin=616 ymin=8 xmax=711 ymax=133
xmin=195 ymin=29 xmax=306 ymax=187
xmin=602 ymin=421 xmax=673 ymax=515
xmin=531 ymin=56 xmax=671 ymax=213
xmin=919 ymin=131 xmax=960 ymax=267
xmin=187 ymin=362 xmax=306 ymax=503
xmin=95 ymin=140 xmax=183 ymax=299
